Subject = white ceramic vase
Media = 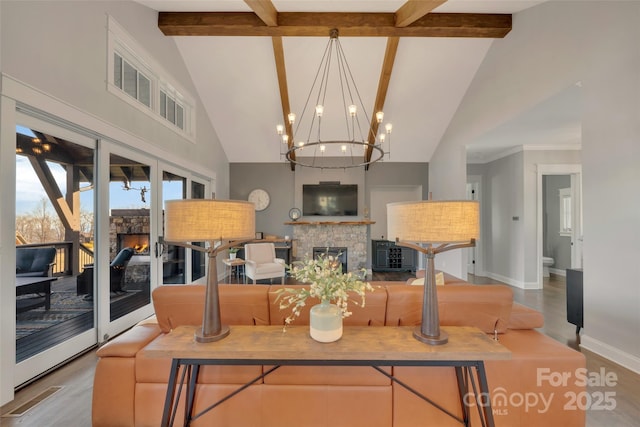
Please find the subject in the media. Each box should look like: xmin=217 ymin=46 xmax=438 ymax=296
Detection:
xmin=309 ymin=300 xmax=343 ymax=342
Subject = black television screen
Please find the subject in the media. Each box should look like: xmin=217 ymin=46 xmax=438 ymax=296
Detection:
xmin=303 ymin=184 xmax=358 ymax=216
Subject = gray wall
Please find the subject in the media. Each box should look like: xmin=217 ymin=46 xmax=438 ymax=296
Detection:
xmin=434 ymin=1 xmax=640 ymax=369
xmin=467 ymin=151 xmax=580 ymax=286
xmin=229 ymin=161 xmax=429 ymax=265
xmin=230 ymin=163 xmax=295 ymax=237
xmin=543 ymin=175 xmax=571 ymax=270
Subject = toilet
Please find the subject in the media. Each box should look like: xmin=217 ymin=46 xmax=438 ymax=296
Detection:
xmin=542 ymin=256 xmax=554 ymax=277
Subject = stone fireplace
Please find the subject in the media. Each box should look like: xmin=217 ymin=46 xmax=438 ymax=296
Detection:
xmin=289 ymin=221 xmax=373 ymax=273
xmin=110 ymin=209 xmax=151 ymax=285
xmin=109 ymin=209 xmax=151 ymax=259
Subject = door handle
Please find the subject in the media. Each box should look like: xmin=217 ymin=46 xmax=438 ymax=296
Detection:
xmin=155 ymin=238 xmax=166 ymax=258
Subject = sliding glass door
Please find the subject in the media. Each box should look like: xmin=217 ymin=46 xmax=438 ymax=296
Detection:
xmin=14 ymin=114 xmax=98 ymax=386
xmin=10 ymin=119 xmax=213 ymax=388
xmin=106 ymin=150 xmax=154 ymax=323
xmin=158 ymin=164 xmax=210 ymax=285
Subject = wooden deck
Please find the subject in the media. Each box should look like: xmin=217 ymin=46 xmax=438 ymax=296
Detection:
xmin=15 ymin=275 xmax=150 ymax=362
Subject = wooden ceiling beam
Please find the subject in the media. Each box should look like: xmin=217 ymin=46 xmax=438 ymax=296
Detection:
xmin=158 ymin=12 xmax=511 ymax=38
xmin=365 ymin=37 xmax=399 ymax=170
xmin=272 ymin=36 xmax=295 ymax=170
xmin=395 ymin=0 xmax=447 ymax=27
xmin=28 ymin=156 xmax=76 ymax=230
xmin=244 ymin=0 xmax=278 ymax=27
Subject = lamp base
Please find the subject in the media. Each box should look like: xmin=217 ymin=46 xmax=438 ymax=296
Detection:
xmin=413 ymin=327 xmax=448 ymax=345
xmin=194 ymin=325 xmax=230 ymax=343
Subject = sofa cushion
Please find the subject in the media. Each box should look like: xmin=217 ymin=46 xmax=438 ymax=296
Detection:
xmin=509 ymin=302 xmax=545 ymax=329
xmin=385 ymin=284 xmax=513 ymax=333
xmin=407 ymin=272 xmax=445 ymax=286
xmin=16 ymin=247 xmax=56 ymax=277
xmin=267 ymin=284 xmax=388 ymax=327
xmin=152 ymin=284 xmax=271 ymax=333
xmin=96 ymin=323 xmax=162 ymax=358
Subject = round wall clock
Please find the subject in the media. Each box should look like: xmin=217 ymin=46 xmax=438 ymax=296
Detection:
xmin=289 ymin=207 xmax=301 ymax=221
xmin=248 ymin=188 xmax=270 ymax=211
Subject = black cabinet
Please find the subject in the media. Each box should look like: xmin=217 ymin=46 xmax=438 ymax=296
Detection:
xmin=566 ymin=268 xmax=583 ymax=334
xmin=372 ymin=240 xmax=416 ymax=272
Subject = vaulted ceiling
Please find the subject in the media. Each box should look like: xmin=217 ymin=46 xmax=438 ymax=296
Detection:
xmin=136 ymin=1 xmax=579 ymax=167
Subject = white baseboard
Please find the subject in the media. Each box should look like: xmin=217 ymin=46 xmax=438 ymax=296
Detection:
xmin=486 ymin=272 xmax=542 ymax=289
xmin=580 ymin=334 xmax=640 ymax=375
xmin=549 ymin=267 xmax=567 ymax=277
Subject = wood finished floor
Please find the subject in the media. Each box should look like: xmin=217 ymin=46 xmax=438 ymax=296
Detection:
xmin=1 ymin=273 xmax=638 ymax=426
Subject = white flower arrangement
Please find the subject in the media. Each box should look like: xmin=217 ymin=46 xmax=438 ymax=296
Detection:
xmin=275 ymin=253 xmax=374 ymax=326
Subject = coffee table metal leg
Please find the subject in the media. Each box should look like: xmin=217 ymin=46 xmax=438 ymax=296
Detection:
xmin=185 ymin=364 xmax=200 ymax=426
xmin=475 ymin=361 xmax=495 ymax=427
xmin=161 ymin=359 xmax=181 ymax=427
xmin=455 ymin=366 xmax=470 ymax=426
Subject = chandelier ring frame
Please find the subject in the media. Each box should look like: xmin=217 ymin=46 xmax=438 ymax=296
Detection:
xmin=285 ymin=140 xmax=384 ymax=169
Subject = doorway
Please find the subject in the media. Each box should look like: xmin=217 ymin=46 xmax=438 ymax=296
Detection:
xmin=537 ymin=165 xmax=582 ymax=286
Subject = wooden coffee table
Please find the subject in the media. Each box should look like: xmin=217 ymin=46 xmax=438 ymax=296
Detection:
xmin=16 ymin=276 xmax=57 ymax=314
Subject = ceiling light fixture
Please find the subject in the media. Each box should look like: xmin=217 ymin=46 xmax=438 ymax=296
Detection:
xmin=276 ymin=29 xmax=392 ymax=169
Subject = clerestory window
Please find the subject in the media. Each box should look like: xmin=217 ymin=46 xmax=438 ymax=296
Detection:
xmin=107 ymin=16 xmax=195 ymax=140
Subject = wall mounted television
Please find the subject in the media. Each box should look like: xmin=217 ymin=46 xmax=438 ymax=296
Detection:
xmin=303 ymin=183 xmax=358 ymax=216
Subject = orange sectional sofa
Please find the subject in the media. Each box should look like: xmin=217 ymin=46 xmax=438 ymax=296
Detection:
xmin=92 ymin=281 xmax=586 ymax=427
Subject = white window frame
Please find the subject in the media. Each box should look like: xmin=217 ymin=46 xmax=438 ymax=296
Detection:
xmin=106 ymin=16 xmax=196 ymax=141
xmin=112 ymin=51 xmax=153 ymax=109
xmin=559 ymin=187 xmax=572 ymax=236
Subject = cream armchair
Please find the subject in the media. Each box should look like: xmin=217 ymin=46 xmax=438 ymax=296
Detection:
xmin=244 ymin=243 xmax=286 ymax=284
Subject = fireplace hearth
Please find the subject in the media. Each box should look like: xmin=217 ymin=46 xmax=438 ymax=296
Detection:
xmin=289 ymin=221 xmax=371 ymax=273
xmin=313 ymin=247 xmax=347 ymax=273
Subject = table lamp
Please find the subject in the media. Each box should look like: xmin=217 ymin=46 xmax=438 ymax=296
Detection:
xmin=164 ymin=199 xmax=255 ymax=342
xmin=387 ymin=200 xmax=479 ymax=345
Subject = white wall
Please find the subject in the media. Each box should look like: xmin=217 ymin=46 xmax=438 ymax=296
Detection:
xmin=0 ymin=1 xmax=229 ymax=192
xmin=431 ymin=1 xmax=640 ymax=371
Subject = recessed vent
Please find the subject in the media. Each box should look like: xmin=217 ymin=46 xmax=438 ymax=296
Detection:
xmin=3 ymin=386 xmax=63 ymax=417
